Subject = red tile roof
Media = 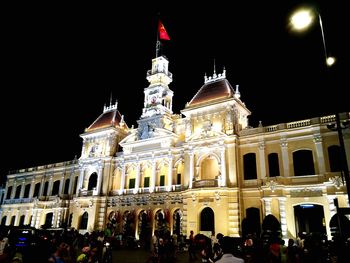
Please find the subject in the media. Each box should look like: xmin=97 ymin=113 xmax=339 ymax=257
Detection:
xmin=188 ymin=78 xmax=235 ymax=106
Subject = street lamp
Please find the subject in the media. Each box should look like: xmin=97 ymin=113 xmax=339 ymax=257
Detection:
xmin=289 ymin=8 xmax=336 ymax=67
xmin=289 ymin=8 xmax=350 ymax=207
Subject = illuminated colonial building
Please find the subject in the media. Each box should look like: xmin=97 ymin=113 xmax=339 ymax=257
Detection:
xmin=1 ymin=55 xmax=349 ymax=241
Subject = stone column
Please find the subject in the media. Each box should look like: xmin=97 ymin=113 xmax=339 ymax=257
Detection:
xmin=48 ymin=175 xmax=53 ymax=196
xmin=4 ymin=181 xmax=9 ymax=200
xmin=220 ymin=147 xmax=227 ymax=187
xmin=280 ymin=139 xmax=289 ymax=177
xmin=24 ymin=209 xmax=30 ymax=225
xmin=278 ymin=197 xmax=287 ymax=241
xmin=77 ymin=169 xmax=85 ymax=196
xmin=313 ymin=134 xmax=326 ymax=174
xmin=68 ymin=167 xmax=75 ymax=194
xmin=20 ymin=181 xmax=25 ymax=199
xmin=135 ymin=161 xmax=141 ymax=194
xmin=11 ymin=181 xmax=17 ymax=199
xmin=263 ymin=197 xmax=272 ymax=217
xmin=150 ymin=159 xmax=156 ymax=193
xmin=14 ymin=210 xmax=20 ymax=226
xmin=29 ymin=177 xmax=35 ymax=198
xmin=259 ymin=142 xmax=266 ymax=179
xmin=59 ymin=175 xmax=65 ymax=196
xmin=39 ymin=177 xmax=45 ymax=197
xmin=168 ymin=156 xmax=173 ymax=191
xmin=119 ymin=163 xmax=126 ymax=195
xmin=56 ymin=209 xmax=62 ymax=228
xmin=31 ymin=209 xmax=37 ymax=227
xmin=96 ymin=166 xmax=103 ymax=195
xmin=189 ymin=152 xmax=194 ymax=189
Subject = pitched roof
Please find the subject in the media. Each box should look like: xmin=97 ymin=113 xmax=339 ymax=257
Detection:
xmin=187 ymin=78 xmax=235 ymax=107
xmin=86 ymin=110 xmax=124 ymax=132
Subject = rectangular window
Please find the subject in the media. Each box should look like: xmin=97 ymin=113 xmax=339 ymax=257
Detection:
xmin=129 ymin=178 xmax=136 ymax=189
xmin=177 ymin=173 xmax=181 ymax=184
xmin=160 ymin=175 xmax=165 ymax=186
xmin=144 ymin=177 xmax=150 ymax=187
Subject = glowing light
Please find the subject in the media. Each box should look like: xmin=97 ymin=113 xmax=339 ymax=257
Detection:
xmin=326 ymin=56 xmax=336 ymax=66
xmin=300 ymin=204 xmax=314 ymax=208
xmin=290 ymin=10 xmax=313 ymax=30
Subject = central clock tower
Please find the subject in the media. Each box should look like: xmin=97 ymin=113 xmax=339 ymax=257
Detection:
xmin=138 ymin=56 xmax=174 ymax=139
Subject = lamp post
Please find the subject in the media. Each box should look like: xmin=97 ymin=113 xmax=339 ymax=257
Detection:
xmin=290 ymin=8 xmax=350 ymax=207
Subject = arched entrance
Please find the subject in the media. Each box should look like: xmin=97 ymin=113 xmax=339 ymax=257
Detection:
xmin=329 ymin=213 xmax=350 ymax=239
xmin=242 ymin=207 xmax=261 ymax=238
xmin=80 ymin=212 xmax=88 ymax=230
xmin=200 ymin=207 xmax=214 ymax=234
xmin=173 ymin=209 xmax=183 ymax=236
xmin=294 ymin=204 xmax=326 ymax=235
xmin=44 ymin=212 xmax=53 ymax=228
xmin=1 ymin=216 xmax=7 ymax=226
xmin=122 ymin=211 xmax=135 ymax=237
xmin=155 ymin=209 xmax=169 ymax=236
xmin=261 ymin=214 xmax=281 ymax=243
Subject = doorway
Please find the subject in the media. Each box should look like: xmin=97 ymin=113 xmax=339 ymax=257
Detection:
xmin=294 ymin=204 xmax=326 ymax=234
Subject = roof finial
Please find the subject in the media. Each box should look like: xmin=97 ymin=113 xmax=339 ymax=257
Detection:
xmin=204 ymin=72 xmax=207 ymax=83
xmin=213 ymin=58 xmax=217 ymax=78
xmin=109 ymin=92 xmax=113 ymax=107
xmin=235 ymin=84 xmax=241 ymax=99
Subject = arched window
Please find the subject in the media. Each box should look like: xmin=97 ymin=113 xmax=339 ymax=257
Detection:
xmin=23 ymin=184 xmax=31 ymax=198
xmin=64 ymin=178 xmax=70 ymax=194
xmin=293 ymin=150 xmax=315 ymax=176
xmin=88 ymin=173 xmax=98 ymax=190
xmin=10 ymin=216 xmax=16 ymax=226
xmin=33 ymin=183 xmax=40 ymax=197
xmin=43 ymin=181 xmax=49 ymax=196
xmin=15 ymin=185 xmax=21 ymax=199
xmin=268 ymin=153 xmax=280 ymax=177
xmin=80 ymin=212 xmax=89 ymax=230
xmin=19 ymin=215 xmax=25 ymax=226
xmin=328 ymin=145 xmax=341 ymax=172
xmin=243 ymin=153 xmax=257 ymax=180
xmin=52 ymin=180 xmax=60 ymax=196
xmin=73 ymin=176 xmax=78 ymax=194
xmin=6 ymin=186 xmax=12 ymax=199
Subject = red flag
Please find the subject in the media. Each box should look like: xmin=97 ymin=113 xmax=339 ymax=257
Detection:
xmin=158 ymin=20 xmax=170 ymax=41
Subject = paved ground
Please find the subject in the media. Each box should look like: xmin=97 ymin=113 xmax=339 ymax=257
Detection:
xmin=112 ymin=248 xmax=201 ymax=263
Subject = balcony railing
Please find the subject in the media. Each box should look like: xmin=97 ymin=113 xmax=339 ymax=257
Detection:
xmin=193 ymin=179 xmax=218 ymax=188
xmin=3 ymin=197 xmax=34 ymax=204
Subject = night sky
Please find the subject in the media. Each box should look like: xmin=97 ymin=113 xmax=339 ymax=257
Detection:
xmin=1 ymin=1 xmax=348 ymax=184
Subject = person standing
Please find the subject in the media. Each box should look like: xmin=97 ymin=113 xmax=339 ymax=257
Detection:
xmin=189 ymin=230 xmax=197 ymax=260
xmin=215 ymin=236 xmax=244 ymax=263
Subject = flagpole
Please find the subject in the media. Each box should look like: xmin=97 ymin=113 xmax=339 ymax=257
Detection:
xmin=156 ymin=18 xmax=160 ymax=58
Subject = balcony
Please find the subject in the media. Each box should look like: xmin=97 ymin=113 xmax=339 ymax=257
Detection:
xmin=3 ymin=197 xmax=34 ymax=204
xmin=193 ymin=179 xmax=218 ymax=188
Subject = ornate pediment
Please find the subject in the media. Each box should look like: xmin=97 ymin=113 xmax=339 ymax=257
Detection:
xmin=119 ymin=127 xmax=178 ymax=154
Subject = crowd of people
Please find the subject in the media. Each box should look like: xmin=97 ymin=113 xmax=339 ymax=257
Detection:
xmin=0 ymin=225 xmax=114 ymax=263
xmin=1 ymin=225 xmax=349 ymax=263
xmin=185 ymin=231 xmax=349 ymax=263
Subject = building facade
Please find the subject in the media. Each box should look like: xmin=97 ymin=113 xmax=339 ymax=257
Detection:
xmin=1 ymin=55 xmax=349 ymax=241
